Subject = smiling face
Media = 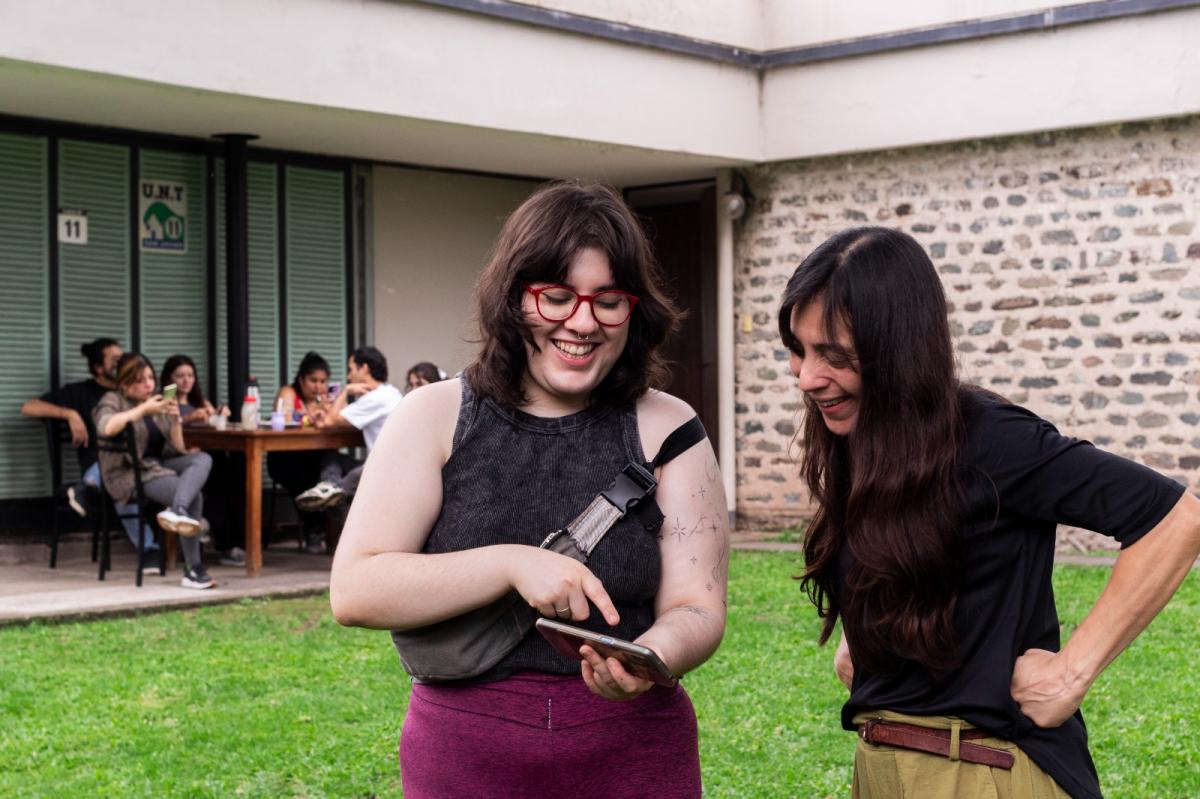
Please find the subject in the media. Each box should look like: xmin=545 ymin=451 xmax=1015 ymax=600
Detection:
xmin=520 ymin=247 xmax=632 ymax=416
xmin=789 ymin=300 xmax=862 ymax=436
xmin=170 ymin=363 xmax=196 ymax=399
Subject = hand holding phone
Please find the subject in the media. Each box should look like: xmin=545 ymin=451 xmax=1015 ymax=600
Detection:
xmin=535 ymin=618 xmax=677 ymax=687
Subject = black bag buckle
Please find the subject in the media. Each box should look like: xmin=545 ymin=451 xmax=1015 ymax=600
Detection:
xmin=600 ymin=462 xmax=658 ymax=514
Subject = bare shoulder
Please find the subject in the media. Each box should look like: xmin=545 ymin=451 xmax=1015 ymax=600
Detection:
xmin=378 ymin=377 xmax=462 ymax=463
xmin=636 ymin=390 xmax=698 ymax=462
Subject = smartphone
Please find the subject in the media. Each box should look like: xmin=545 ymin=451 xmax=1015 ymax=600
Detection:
xmin=535 ymin=618 xmax=678 ymax=687
xmin=162 ymin=383 xmax=177 ymax=401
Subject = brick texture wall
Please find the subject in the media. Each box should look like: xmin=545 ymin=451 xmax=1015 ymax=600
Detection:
xmin=734 ymin=116 xmax=1200 ymax=540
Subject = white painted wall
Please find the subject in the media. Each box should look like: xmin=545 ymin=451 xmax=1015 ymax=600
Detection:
xmin=372 ymin=167 xmax=537 ymax=382
xmin=0 ymin=0 xmax=760 ymax=161
xmin=762 ymin=0 xmax=1103 ymax=49
xmin=524 ymin=0 xmax=763 ymax=49
xmin=762 ymin=9 xmax=1200 ymax=162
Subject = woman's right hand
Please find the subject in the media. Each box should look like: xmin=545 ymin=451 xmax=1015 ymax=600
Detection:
xmin=504 ymin=546 xmax=620 ymax=625
xmin=139 ymin=394 xmax=169 ymax=417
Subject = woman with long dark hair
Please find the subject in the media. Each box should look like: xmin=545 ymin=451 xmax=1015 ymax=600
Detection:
xmin=160 ymin=353 xmax=228 ymax=427
xmin=268 ymin=351 xmax=339 ymax=553
xmin=330 ymin=182 xmax=729 ymax=797
xmin=778 ymin=227 xmax=1199 ymax=799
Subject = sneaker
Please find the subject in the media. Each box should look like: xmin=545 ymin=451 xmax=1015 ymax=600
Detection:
xmin=295 ymin=481 xmax=346 ymax=512
xmin=157 ymin=509 xmax=201 ymax=537
xmin=304 ymin=529 xmax=326 ymax=555
xmin=66 ymin=483 xmax=89 ymax=518
xmin=181 ymin=564 xmax=215 ymax=590
xmin=219 ymin=546 xmax=246 ymax=567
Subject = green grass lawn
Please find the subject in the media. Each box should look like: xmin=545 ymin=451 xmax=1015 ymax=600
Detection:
xmin=1 ymin=552 xmax=1197 ymax=798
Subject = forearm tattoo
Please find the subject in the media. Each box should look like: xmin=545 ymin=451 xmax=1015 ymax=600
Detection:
xmin=667 ymin=454 xmax=730 ymax=592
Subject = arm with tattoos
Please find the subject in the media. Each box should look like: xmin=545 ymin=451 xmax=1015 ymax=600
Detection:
xmin=581 ymin=392 xmax=730 ymax=700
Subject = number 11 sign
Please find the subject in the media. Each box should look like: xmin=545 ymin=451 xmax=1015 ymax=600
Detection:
xmin=57 ymin=208 xmax=88 ymax=246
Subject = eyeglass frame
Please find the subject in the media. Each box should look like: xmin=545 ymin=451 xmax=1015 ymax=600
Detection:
xmin=523 ymin=284 xmax=640 ymax=327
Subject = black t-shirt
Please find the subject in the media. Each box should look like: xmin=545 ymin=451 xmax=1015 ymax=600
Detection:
xmin=839 ymin=392 xmax=1184 ymax=799
xmin=41 ymin=379 xmax=110 ymax=472
xmin=143 ymin=419 xmax=166 ymax=460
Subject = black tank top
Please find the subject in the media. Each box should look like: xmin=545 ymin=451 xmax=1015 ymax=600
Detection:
xmin=423 ymin=379 xmax=661 ymax=681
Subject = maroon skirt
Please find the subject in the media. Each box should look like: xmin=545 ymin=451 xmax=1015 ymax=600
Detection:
xmin=400 ymin=671 xmax=701 ymax=799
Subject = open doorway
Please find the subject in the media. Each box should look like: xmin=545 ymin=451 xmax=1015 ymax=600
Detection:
xmin=626 ymin=181 xmax=719 ymax=457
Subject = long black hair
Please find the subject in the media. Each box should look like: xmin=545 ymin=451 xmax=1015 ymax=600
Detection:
xmin=160 ymin=354 xmax=207 ymax=409
xmin=291 ymin=351 xmax=330 ymax=395
xmin=778 ymin=227 xmax=965 ymax=676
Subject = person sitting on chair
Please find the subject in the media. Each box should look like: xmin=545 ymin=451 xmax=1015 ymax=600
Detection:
xmin=296 ymin=346 xmax=403 ymax=512
xmin=93 ymin=353 xmax=215 ymax=589
xmin=21 ymin=337 xmax=122 ymax=517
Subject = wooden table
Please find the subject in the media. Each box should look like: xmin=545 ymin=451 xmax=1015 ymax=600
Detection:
xmin=183 ymin=426 xmax=364 ymax=576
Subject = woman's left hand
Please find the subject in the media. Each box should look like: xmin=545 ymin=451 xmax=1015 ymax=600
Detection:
xmin=579 ymin=644 xmax=655 ymax=701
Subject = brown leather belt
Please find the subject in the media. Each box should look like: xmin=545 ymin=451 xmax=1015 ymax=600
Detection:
xmin=858 ymin=718 xmax=1015 ymax=770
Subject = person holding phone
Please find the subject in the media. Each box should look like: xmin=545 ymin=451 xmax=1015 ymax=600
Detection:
xmin=330 ymin=182 xmax=730 ymax=798
xmin=160 ymin=354 xmax=228 ymax=427
xmin=161 ymin=353 xmax=243 ymax=566
xmin=777 ymin=227 xmax=1200 ymax=799
xmin=93 ymin=353 xmax=215 ymax=588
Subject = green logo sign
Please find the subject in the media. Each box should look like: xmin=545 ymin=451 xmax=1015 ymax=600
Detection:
xmin=139 ymin=180 xmax=187 ymax=254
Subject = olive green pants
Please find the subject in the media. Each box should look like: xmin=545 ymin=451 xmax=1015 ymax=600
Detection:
xmin=851 ymin=711 xmax=1071 ymax=799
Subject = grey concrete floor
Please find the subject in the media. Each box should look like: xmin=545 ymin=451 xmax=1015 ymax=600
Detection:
xmin=0 ymin=539 xmax=332 ymax=626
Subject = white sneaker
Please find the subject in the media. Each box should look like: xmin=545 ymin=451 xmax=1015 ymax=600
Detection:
xmin=295 ymin=481 xmax=346 ymax=511
xmin=157 ymin=509 xmax=201 ymax=537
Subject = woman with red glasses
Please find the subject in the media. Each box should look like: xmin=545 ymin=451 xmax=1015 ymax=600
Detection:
xmin=330 ymin=181 xmax=729 ymax=798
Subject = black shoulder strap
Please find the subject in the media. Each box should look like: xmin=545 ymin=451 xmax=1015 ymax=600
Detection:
xmin=649 ymin=415 xmax=707 ymax=470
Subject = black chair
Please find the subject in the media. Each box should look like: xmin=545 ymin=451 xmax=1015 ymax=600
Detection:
xmin=43 ymin=420 xmax=105 ymax=570
xmin=95 ymin=426 xmax=172 ymax=586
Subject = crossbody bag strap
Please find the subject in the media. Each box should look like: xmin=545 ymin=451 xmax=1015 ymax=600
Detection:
xmin=649 ymin=415 xmax=707 ymax=470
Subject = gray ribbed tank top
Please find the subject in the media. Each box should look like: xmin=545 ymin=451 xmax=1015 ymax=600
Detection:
xmin=423 ymin=379 xmax=661 ymax=681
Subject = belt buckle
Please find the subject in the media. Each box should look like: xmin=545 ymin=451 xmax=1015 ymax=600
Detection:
xmin=859 ymin=718 xmax=881 ymax=743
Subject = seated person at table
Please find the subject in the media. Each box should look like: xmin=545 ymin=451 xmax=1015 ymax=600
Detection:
xmin=404 ymin=361 xmax=445 ymax=393
xmin=21 ymin=337 xmax=122 ymax=516
xmin=93 ymin=353 xmax=214 ymax=589
xmin=295 ymin=346 xmax=402 ymax=511
xmin=161 ymin=353 xmax=243 ymax=567
xmin=161 ymin=353 xmax=229 ymax=426
xmin=268 ymin=351 xmax=335 ymax=553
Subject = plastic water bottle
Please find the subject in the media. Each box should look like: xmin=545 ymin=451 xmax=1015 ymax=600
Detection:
xmin=240 ymin=376 xmax=261 ymax=429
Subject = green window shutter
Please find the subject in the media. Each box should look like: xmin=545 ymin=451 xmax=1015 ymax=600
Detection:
xmin=137 ymin=149 xmax=209 ymax=391
xmin=0 ymin=133 xmax=51 ymax=499
xmin=58 ymin=139 xmax=130 ymax=386
xmin=214 ymin=158 xmax=229 ymax=405
xmin=247 ymin=161 xmax=281 ymax=405
xmin=285 ymin=166 xmax=345 ymax=376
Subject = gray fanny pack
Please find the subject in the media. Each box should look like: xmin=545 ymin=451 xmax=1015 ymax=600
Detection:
xmin=390 ymin=415 xmax=707 ymax=682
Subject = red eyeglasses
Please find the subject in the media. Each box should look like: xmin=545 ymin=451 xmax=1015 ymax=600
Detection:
xmin=525 ymin=285 xmax=639 ymax=327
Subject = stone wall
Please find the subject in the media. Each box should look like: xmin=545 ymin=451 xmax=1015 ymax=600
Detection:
xmin=734 ymin=116 xmax=1200 ymax=536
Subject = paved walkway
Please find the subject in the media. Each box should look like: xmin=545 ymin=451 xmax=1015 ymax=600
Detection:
xmin=5 ymin=533 xmax=1191 ymax=627
xmin=0 ymin=543 xmax=331 ymax=626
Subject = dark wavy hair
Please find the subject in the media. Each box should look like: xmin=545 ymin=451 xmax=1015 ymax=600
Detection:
xmin=464 ymin=181 xmax=680 ymax=408
xmin=81 ymin=337 xmax=120 ymax=379
xmin=406 ymin=361 xmax=443 ymax=386
xmin=777 ymin=227 xmax=965 ymax=677
xmin=160 ymin=354 xmax=207 ymax=409
xmin=351 ymin=346 xmax=388 ymax=382
xmin=291 ymin=351 xmax=330 ymax=396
